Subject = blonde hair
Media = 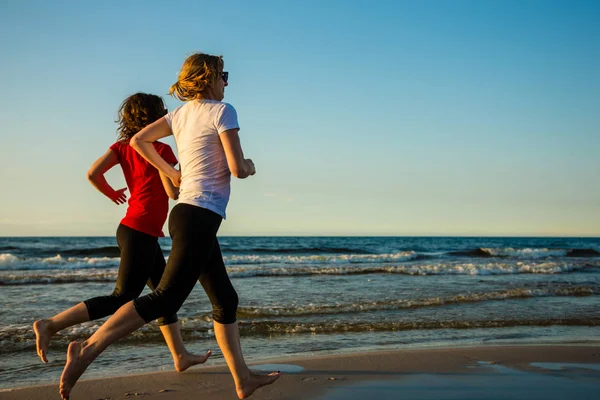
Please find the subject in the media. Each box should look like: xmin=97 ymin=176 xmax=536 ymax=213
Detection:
xmin=169 ymin=53 xmax=224 ymax=101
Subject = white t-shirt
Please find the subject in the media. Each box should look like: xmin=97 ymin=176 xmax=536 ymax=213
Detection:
xmin=164 ymin=99 xmax=239 ymax=219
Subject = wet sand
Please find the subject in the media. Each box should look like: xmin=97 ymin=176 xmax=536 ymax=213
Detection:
xmin=2 ymin=345 xmax=599 ymax=399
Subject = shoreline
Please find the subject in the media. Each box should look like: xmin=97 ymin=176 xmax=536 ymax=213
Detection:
xmin=4 ymin=339 xmax=599 ymax=390
xmin=3 ymin=344 xmax=599 ymax=399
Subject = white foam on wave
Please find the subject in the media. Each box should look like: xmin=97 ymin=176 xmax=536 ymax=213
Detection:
xmin=4 ymin=247 xmax=595 ymax=273
xmin=0 ymin=253 xmax=19 ymax=265
xmin=1 ymin=252 xmax=417 ymax=271
xmin=2 ymin=259 xmax=598 ymax=285
xmin=482 ymin=248 xmax=567 ymax=258
xmin=225 ymin=261 xmax=595 ymax=277
xmin=0 ymin=268 xmax=119 ymax=284
xmin=224 ymin=251 xmax=418 ymax=265
xmin=0 ymin=254 xmax=120 ymax=271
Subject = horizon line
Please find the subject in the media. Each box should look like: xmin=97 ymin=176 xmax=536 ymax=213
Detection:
xmin=2 ymin=234 xmax=599 ymax=239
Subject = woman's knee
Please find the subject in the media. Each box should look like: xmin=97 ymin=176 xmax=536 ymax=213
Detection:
xmin=110 ymin=287 xmax=140 ymax=304
xmin=156 ymin=314 xmax=178 ymax=326
xmin=212 ymin=290 xmax=239 ymax=324
xmin=134 ymin=287 xmax=187 ymax=323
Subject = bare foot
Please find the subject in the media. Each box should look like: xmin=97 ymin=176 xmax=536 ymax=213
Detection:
xmin=33 ymin=319 xmax=54 ymax=363
xmin=236 ymin=371 xmax=281 ymax=399
xmin=59 ymin=341 xmax=92 ymax=399
xmin=174 ymin=350 xmax=212 ymax=372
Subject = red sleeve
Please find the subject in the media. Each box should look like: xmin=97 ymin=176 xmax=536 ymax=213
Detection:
xmin=155 ymin=142 xmax=178 ymax=165
xmin=109 ymin=142 xmax=122 ymax=161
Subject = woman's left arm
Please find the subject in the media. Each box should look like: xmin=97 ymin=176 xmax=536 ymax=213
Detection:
xmin=159 ymin=165 xmax=180 ymax=200
xmin=130 ymin=117 xmax=181 ymax=187
xmin=87 ymin=150 xmax=128 ymax=204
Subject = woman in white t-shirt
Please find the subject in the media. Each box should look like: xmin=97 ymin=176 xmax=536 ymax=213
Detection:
xmin=59 ymin=54 xmax=280 ymax=400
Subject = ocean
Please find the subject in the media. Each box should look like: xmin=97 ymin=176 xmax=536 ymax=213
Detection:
xmin=1 ymin=236 xmax=599 ymax=389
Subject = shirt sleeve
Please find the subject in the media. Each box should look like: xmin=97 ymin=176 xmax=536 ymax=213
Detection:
xmin=155 ymin=143 xmax=178 ymax=166
xmin=215 ymin=103 xmax=240 ymax=134
xmin=108 ymin=142 xmax=121 ymax=161
xmin=164 ymin=106 xmax=181 ymax=128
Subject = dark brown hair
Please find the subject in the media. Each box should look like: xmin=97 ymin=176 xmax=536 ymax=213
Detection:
xmin=116 ymin=93 xmax=167 ymax=141
xmin=169 ymin=53 xmax=224 ymax=101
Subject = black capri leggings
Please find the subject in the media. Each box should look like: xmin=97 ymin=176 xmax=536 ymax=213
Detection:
xmin=83 ymin=224 xmax=178 ymax=326
xmin=133 ymin=203 xmax=238 ymax=324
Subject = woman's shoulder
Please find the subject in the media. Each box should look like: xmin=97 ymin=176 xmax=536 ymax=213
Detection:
xmin=173 ymin=101 xmax=236 ymax=125
xmin=212 ymin=101 xmax=236 ymax=116
xmin=217 ymin=101 xmax=235 ymax=109
xmin=192 ymin=99 xmax=236 ymax=110
xmin=109 ymin=140 xmax=127 ymax=152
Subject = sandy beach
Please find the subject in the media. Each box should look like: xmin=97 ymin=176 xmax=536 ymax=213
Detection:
xmin=2 ymin=345 xmax=599 ymax=400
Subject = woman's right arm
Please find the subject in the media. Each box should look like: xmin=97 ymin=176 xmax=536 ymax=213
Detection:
xmin=130 ymin=118 xmax=181 ymax=187
xmin=219 ymin=128 xmax=256 ymax=179
xmin=87 ymin=149 xmax=128 ymax=205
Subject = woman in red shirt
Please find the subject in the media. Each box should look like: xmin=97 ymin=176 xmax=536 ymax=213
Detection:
xmin=34 ymin=93 xmax=209 ymax=373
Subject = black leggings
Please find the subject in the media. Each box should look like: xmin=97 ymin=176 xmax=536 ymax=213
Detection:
xmin=83 ymin=224 xmax=177 ymax=326
xmin=133 ymin=203 xmax=238 ymax=324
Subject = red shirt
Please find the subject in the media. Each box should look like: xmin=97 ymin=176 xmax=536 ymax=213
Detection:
xmin=109 ymin=141 xmax=178 ymax=237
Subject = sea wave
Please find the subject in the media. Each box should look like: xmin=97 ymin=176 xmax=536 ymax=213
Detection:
xmin=3 ymin=246 xmax=599 ymax=273
xmin=224 ymin=251 xmax=419 ymax=265
xmin=0 ymin=253 xmax=19 ymax=265
xmin=6 ymin=244 xmax=375 ymax=258
xmin=0 ymin=254 xmax=120 ymax=271
xmin=0 ymin=245 xmax=18 ymax=252
xmin=0 ymin=252 xmax=419 ymax=271
xmin=449 ymin=248 xmax=600 ymax=258
xmin=567 ymin=249 xmax=600 ymax=257
xmin=236 ymin=317 xmax=600 ymax=335
xmin=0 ymin=268 xmax=119 ymax=285
xmin=58 ymin=246 xmax=121 ymax=258
xmin=2 ymin=317 xmax=599 ymax=353
xmin=225 ymin=261 xmax=598 ymax=277
xmin=224 ymin=246 xmax=374 ymax=254
xmin=2 ymin=261 xmax=599 ymax=285
xmin=237 ymin=287 xmax=600 ymax=317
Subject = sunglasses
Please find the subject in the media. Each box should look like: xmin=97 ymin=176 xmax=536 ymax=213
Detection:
xmin=221 ymin=71 xmax=229 ymax=83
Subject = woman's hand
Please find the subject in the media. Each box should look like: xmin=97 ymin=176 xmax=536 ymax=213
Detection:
xmin=169 ymin=169 xmax=182 ymax=188
xmin=110 ymin=187 xmax=128 ymax=205
xmin=87 ymin=150 xmax=126 ymax=203
xmin=246 ymin=159 xmax=256 ymax=176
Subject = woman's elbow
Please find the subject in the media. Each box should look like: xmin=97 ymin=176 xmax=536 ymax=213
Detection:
xmin=86 ymin=170 xmax=98 ymax=182
xmin=129 ymin=135 xmax=140 ymax=149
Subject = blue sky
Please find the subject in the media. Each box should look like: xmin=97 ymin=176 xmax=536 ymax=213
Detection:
xmin=1 ymin=0 xmax=599 ymax=236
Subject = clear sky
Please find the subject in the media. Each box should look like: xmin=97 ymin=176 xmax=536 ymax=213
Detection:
xmin=0 ymin=0 xmax=599 ymax=237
